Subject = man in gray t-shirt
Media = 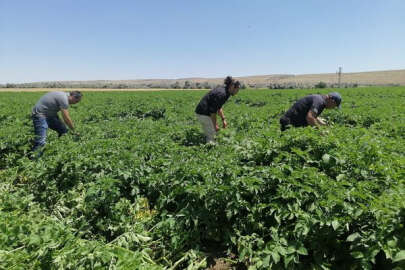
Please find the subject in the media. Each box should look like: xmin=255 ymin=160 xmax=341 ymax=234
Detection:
xmin=31 ymin=91 xmax=82 ymax=153
xmin=32 ymin=91 xmax=70 ymax=117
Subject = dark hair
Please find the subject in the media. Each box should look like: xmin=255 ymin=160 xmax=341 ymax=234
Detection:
xmin=224 ymin=76 xmax=241 ymax=90
xmin=70 ymin=91 xmax=82 ymax=99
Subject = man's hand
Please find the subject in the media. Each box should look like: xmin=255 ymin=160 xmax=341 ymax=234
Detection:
xmin=215 ymin=124 xmax=220 ymax=132
xmin=222 ymin=119 xmax=228 ymax=129
xmin=318 ymin=117 xmax=327 ymax=125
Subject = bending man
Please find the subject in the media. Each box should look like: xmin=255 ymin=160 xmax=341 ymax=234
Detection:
xmin=280 ymin=92 xmax=341 ymax=131
xmin=31 ymin=91 xmax=82 ymax=152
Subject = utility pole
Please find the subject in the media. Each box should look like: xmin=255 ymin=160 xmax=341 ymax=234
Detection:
xmin=337 ymin=67 xmax=342 ymax=88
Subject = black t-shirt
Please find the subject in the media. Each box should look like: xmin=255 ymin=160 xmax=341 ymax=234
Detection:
xmin=195 ymin=86 xmax=231 ymax=115
xmin=283 ymin=94 xmax=326 ymax=126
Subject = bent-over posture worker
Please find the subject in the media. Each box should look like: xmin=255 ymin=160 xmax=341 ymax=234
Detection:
xmin=31 ymin=91 xmax=82 ymax=152
xmin=280 ymin=92 xmax=342 ymax=131
xmin=195 ymin=76 xmax=241 ymax=142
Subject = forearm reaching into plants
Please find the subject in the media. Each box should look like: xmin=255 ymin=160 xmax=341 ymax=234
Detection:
xmin=306 ymin=111 xmax=325 ymax=127
xmin=317 ymin=117 xmax=327 ymax=125
xmin=217 ymin=108 xmax=227 ymax=128
xmin=217 ymin=108 xmax=225 ymax=120
xmin=61 ymin=109 xmax=75 ymax=131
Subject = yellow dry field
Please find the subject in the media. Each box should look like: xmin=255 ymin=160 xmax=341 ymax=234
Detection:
xmin=2 ymin=69 xmax=404 ymax=92
xmin=115 ymin=69 xmax=405 ymax=86
xmin=235 ymin=69 xmax=405 ymax=86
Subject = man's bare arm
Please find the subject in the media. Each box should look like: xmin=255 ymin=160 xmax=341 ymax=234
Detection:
xmin=306 ymin=110 xmax=326 ymax=127
xmin=61 ymin=109 xmax=75 ymax=131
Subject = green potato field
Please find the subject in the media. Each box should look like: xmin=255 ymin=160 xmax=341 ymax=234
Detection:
xmin=0 ymin=87 xmax=404 ymax=269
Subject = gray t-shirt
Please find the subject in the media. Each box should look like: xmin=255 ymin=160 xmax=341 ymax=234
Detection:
xmin=32 ymin=91 xmax=69 ymax=117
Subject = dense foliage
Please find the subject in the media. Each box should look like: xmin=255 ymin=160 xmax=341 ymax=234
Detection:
xmin=1 ymin=87 xmax=404 ymax=269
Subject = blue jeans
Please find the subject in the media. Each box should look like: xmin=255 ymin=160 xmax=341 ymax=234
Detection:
xmin=32 ymin=115 xmax=68 ymax=152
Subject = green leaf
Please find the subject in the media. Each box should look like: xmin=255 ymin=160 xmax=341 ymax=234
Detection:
xmin=387 ymin=240 xmax=397 ymax=248
xmin=336 ymin=174 xmax=345 ymax=181
xmin=351 ymin=251 xmax=364 ymax=259
xmin=284 ymin=255 xmax=295 ymax=268
xmin=393 ymin=250 xmax=405 ymax=262
xmin=331 ymin=220 xmax=339 ymax=230
xmin=262 ymin=255 xmax=270 ymax=268
xmin=137 ymin=235 xmax=151 ymax=242
xmin=297 ymin=246 xmax=308 ymax=255
xmin=346 ymin=233 xmax=361 ymax=242
xmin=271 ymin=251 xmax=280 ymax=264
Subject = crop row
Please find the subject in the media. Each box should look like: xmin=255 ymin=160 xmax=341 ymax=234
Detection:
xmin=0 ymin=87 xmax=404 ymax=269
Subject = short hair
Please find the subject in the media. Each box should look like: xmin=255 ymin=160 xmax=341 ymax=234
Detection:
xmin=70 ymin=91 xmax=82 ymax=99
xmin=328 ymin=92 xmax=342 ymax=107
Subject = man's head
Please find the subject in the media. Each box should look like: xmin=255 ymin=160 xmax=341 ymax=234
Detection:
xmin=224 ymin=76 xmax=241 ymax=96
xmin=68 ymin=91 xmax=82 ymax=104
xmin=326 ymin=92 xmax=341 ymax=109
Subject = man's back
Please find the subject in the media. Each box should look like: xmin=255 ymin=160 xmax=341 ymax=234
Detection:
xmin=284 ymin=94 xmax=326 ymax=126
xmin=32 ymin=91 xmax=69 ymax=117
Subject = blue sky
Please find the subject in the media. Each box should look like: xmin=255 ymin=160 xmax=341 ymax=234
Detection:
xmin=1 ymin=0 xmax=404 ymax=83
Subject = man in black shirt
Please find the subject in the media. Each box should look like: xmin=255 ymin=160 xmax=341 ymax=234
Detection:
xmin=195 ymin=76 xmax=241 ymax=142
xmin=280 ymin=92 xmax=342 ymax=131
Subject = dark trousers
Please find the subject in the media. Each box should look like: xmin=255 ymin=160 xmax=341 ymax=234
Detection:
xmin=280 ymin=115 xmax=307 ymax=131
xmin=32 ymin=115 xmax=68 ymax=152
xmin=280 ymin=115 xmax=291 ymax=131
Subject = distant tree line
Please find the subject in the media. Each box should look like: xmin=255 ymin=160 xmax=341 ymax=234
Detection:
xmin=0 ymin=80 xmax=246 ymax=89
xmin=1 ymin=81 xmax=399 ymax=89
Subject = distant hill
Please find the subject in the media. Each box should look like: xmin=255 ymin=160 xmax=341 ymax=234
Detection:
xmin=2 ymin=69 xmax=405 ymax=89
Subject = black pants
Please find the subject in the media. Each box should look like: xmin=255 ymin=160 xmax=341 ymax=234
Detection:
xmin=280 ymin=116 xmax=307 ymax=131
xmin=280 ymin=116 xmax=291 ymax=131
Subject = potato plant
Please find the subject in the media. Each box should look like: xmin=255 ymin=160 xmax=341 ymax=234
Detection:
xmin=0 ymin=87 xmax=404 ymax=269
